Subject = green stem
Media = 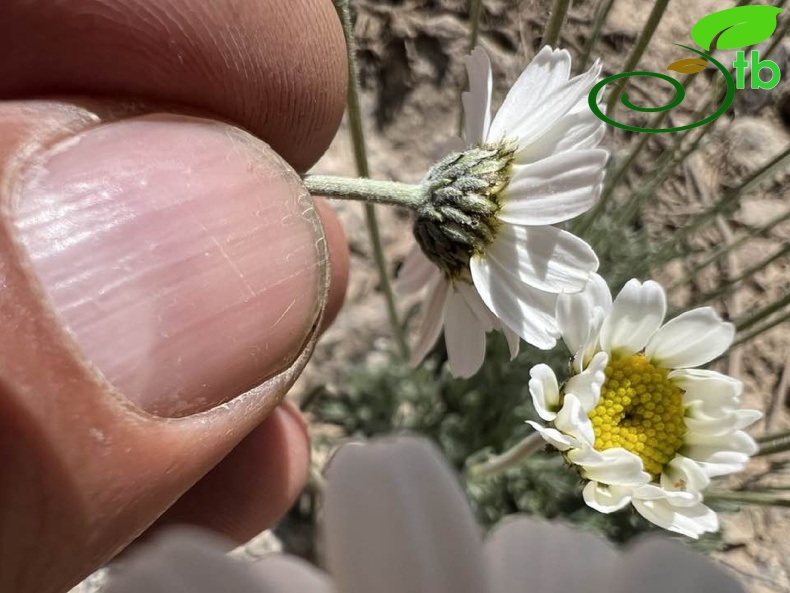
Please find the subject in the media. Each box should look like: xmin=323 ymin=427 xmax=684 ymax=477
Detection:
xmin=605 ymin=0 xmax=671 ymax=116
xmin=578 ymin=0 xmax=616 ymax=72
xmin=757 ymin=428 xmax=790 ymax=444
xmin=333 ymin=0 xmax=410 ymax=361
xmin=543 ymin=0 xmax=571 ymax=48
xmin=705 ymin=490 xmax=790 ymax=508
xmin=304 ymin=175 xmax=424 ymax=209
xmin=467 ymin=0 xmax=483 ymax=52
xmin=465 ymin=433 xmax=545 ymax=480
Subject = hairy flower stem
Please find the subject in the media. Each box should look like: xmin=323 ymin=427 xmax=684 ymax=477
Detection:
xmin=333 ymin=0 xmax=410 ymax=360
xmin=304 ymin=175 xmax=425 ymax=209
xmin=735 ymin=292 xmax=790 ymax=332
xmin=705 ymin=490 xmax=790 ymax=508
xmin=465 ymin=433 xmax=545 ymax=480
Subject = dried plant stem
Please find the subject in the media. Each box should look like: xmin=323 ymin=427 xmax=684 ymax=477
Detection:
xmin=705 ymin=490 xmax=790 ymax=508
xmin=333 ymin=0 xmax=410 ymax=360
xmin=579 ymin=0 xmax=615 ymax=71
xmin=543 ymin=0 xmax=571 ymax=48
xmin=734 ymin=292 xmax=790 ymax=332
xmin=605 ymin=0 xmax=671 ymax=116
xmin=667 ymin=209 xmax=790 ymax=292
xmin=465 ymin=433 xmax=545 ymax=480
xmin=731 ymin=309 xmax=790 ymax=349
xmin=692 ymin=244 xmax=790 ymax=307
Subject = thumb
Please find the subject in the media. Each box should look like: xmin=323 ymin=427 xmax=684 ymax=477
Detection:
xmin=0 ymin=100 xmax=331 ymax=592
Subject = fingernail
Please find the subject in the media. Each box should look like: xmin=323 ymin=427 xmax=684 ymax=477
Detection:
xmin=12 ymin=115 xmax=326 ymax=417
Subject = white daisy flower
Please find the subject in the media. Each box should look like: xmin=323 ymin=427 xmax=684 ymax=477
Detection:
xmin=398 ymin=46 xmax=608 ymax=378
xmin=528 ymin=274 xmax=762 ymax=538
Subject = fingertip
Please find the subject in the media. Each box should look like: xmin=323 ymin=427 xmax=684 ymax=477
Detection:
xmin=314 ymin=198 xmax=349 ymax=333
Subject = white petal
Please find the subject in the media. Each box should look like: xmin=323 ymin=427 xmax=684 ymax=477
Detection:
xmin=685 ymin=406 xmax=762 ymax=436
xmin=669 ymin=368 xmax=742 ymax=415
xmin=105 ymin=527 xmax=260 ymax=593
xmin=585 ymin=273 xmax=613 ymax=312
xmin=646 ymin=308 xmax=735 ymax=369
xmin=683 ymin=431 xmax=758 ymax=477
xmin=599 ymin=279 xmax=666 ymax=356
xmin=444 ymin=288 xmax=488 ymax=378
xmin=487 ymin=46 xmax=572 ymax=143
xmin=554 ymin=394 xmax=595 ymax=446
xmin=462 ymin=47 xmax=492 ymax=146
xmin=583 ymin=481 xmax=634 ymax=513
xmin=502 ymin=326 xmax=521 ymax=359
xmin=564 ymin=350 xmax=608 ymax=411
xmin=325 ymin=437 xmax=486 ymax=593
xmin=470 ymin=254 xmax=559 ymax=349
xmin=631 ymin=497 xmax=718 ymax=539
xmin=398 ymin=245 xmax=440 ymax=294
xmin=489 ymin=50 xmax=601 ymax=150
xmin=614 ymin=538 xmax=743 ymax=593
xmin=526 ymin=421 xmax=581 ymax=451
xmin=485 ymin=224 xmax=598 ymax=293
xmin=249 ymin=556 xmax=336 ymax=593
xmin=556 ymin=285 xmax=593 ymax=356
xmin=410 ymin=275 xmax=449 ymax=366
xmin=569 ymin=447 xmax=650 ymax=486
xmin=498 ymin=149 xmax=608 ymax=225
xmin=485 ymin=517 xmax=617 ymax=593
xmin=516 ymin=98 xmax=607 ymax=163
xmin=528 ymin=364 xmax=561 ymax=421
xmin=660 ymin=455 xmax=710 ymax=496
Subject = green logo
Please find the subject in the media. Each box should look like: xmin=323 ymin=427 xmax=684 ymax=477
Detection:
xmin=589 ymin=6 xmax=784 ymax=133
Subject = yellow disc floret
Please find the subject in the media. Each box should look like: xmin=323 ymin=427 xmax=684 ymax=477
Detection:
xmin=587 ymin=354 xmax=685 ymax=479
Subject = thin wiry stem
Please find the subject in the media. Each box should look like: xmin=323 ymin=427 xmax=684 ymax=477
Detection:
xmin=705 ymin=490 xmax=790 ymax=508
xmin=333 ymin=0 xmax=410 ymax=360
xmin=667 ymin=209 xmax=790 ymax=292
xmin=691 ymin=244 xmax=790 ymax=307
xmin=467 ymin=0 xmax=484 ymax=52
xmin=731 ymin=309 xmax=790 ymax=349
xmin=578 ymin=0 xmax=615 ymax=71
xmin=757 ymin=428 xmax=790 ymax=444
xmin=676 ymin=144 xmax=790 ymax=240
xmin=465 ymin=433 xmax=545 ymax=480
xmin=734 ymin=292 xmax=790 ymax=332
xmin=605 ymin=0 xmax=671 ymax=116
xmin=542 ymin=0 xmax=571 ymax=48
xmin=755 ymin=433 xmax=790 ymax=457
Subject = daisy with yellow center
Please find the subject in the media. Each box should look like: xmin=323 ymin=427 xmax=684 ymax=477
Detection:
xmin=527 ymin=275 xmax=762 ymax=538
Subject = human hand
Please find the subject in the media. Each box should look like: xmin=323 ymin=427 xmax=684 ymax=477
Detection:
xmin=0 ymin=1 xmax=349 ymax=591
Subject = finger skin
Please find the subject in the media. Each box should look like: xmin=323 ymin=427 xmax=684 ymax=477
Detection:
xmin=154 ymin=402 xmax=311 ymax=542
xmin=0 ymin=101 xmax=336 ymax=593
xmin=0 ymin=0 xmax=347 ymax=171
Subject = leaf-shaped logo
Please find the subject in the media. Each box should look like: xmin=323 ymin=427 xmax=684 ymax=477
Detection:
xmin=667 ymin=58 xmax=708 ymax=74
xmin=691 ymin=6 xmax=783 ymax=51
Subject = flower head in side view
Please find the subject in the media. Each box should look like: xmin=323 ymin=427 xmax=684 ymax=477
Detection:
xmin=399 ymin=46 xmax=608 ymax=378
xmin=527 ymin=274 xmax=762 ymax=538
xmin=106 ymin=436 xmax=746 ymax=593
